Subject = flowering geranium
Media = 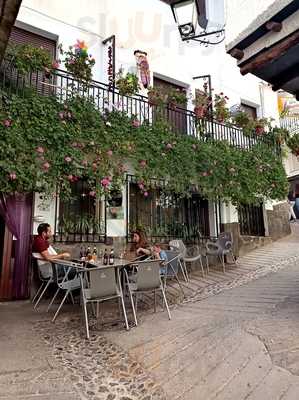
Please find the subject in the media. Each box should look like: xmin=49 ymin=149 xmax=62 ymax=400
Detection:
xmin=59 ymin=41 xmax=95 ymax=82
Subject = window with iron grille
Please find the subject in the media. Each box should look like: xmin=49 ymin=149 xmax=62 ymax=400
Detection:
xmin=54 ymin=179 xmax=106 ymax=243
xmin=126 ymin=175 xmax=209 ymax=242
xmin=238 ymin=203 xmax=265 ymax=237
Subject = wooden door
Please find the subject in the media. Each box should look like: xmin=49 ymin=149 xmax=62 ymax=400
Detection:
xmin=153 ymin=77 xmax=187 ymax=134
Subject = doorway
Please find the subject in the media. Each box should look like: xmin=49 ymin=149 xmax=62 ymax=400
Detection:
xmin=153 ymin=76 xmax=188 ymax=134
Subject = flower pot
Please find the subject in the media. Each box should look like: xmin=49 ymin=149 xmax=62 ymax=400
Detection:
xmin=194 ymin=106 xmax=205 ymax=119
xmin=255 ymin=126 xmax=265 ymax=136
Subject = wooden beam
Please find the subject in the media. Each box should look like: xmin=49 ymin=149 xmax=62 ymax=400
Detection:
xmin=266 ymin=21 xmax=282 ymax=33
xmin=230 ymin=48 xmax=244 ymax=60
xmin=240 ymin=30 xmax=299 ymax=76
xmin=272 ymin=62 xmax=299 ymax=91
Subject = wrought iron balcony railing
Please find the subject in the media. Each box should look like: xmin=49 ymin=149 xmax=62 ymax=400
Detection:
xmin=280 ymin=116 xmax=299 ymax=135
xmin=0 ymin=60 xmax=277 ymax=151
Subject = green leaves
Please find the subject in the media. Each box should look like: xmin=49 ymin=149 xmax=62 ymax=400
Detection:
xmin=0 ymin=89 xmax=288 ymax=204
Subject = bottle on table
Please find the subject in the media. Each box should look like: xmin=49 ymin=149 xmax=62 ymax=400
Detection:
xmin=103 ymin=249 xmax=108 ymax=265
xmin=92 ymin=246 xmax=97 ymax=261
xmin=86 ymin=246 xmax=92 ymax=261
xmin=109 ymin=248 xmax=114 ymax=265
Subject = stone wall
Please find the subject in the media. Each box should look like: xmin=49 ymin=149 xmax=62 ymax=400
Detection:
xmin=266 ymin=202 xmax=291 ymax=241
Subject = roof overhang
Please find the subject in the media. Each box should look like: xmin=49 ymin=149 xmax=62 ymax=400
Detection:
xmin=227 ymin=0 xmax=299 ymax=99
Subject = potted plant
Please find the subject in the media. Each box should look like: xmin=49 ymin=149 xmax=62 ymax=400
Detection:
xmin=167 ymin=88 xmax=188 ymax=109
xmin=115 ymin=69 xmax=140 ymax=96
xmin=273 ymin=127 xmax=289 ymax=145
xmin=193 ymin=90 xmax=212 ymax=119
xmin=214 ymin=92 xmax=230 ymax=123
xmin=254 ymin=118 xmax=268 ymax=136
xmin=6 ymin=43 xmax=54 ymax=75
xmin=287 ymin=134 xmax=299 ymax=156
xmin=59 ymin=40 xmax=95 ymax=82
xmin=147 ymin=86 xmax=166 ymax=107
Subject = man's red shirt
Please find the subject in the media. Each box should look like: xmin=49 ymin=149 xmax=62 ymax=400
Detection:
xmin=32 ymin=235 xmax=49 ymax=253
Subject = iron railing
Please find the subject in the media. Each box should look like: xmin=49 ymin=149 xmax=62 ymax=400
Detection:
xmin=280 ymin=116 xmax=299 ymax=135
xmin=0 ymin=59 xmax=278 ymax=151
xmin=238 ymin=203 xmax=265 ymax=237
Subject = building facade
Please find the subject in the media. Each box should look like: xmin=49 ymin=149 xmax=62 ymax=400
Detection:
xmin=0 ymin=0 xmax=290 ymax=299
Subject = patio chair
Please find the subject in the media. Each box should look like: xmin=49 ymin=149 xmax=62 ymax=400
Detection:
xmin=205 ymin=232 xmax=236 ymax=273
xmin=80 ymin=266 xmax=130 ymax=339
xmin=47 ymin=260 xmax=82 ymax=322
xmin=161 ymin=250 xmax=185 ymax=297
xmin=169 ymin=239 xmax=205 ymax=278
xmin=125 ymin=260 xmax=171 ymax=325
xmin=32 ymin=253 xmax=54 ymax=309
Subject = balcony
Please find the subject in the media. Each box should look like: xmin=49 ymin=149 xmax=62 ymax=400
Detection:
xmin=0 ymin=59 xmax=276 ymax=151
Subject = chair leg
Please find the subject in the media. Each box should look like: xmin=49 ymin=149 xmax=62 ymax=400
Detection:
xmin=128 ymin=290 xmax=138 ymax=326
xmin=68 ymin=291 xmax=75 ymax=305
xmin=32 ymin=282 xmax=44 ymax=304
xmin=82 ymin=299 xmax=90 ymax=339
xmin=154 ymin=290 xmax=157 ymax=313
xmin=205 ymin=256 xmax=210 ymax=274
xmin=34 ymin=280 xmax=52 ymax=309
xmin=52 ymin=290 xmax=69 ymax=322
xmin=47 ymin=287 xmax=60 ymax=312
xmin=174 ymin=273 xmax=185 ymax=298
xmin=120 ymin=294 xmax=129 ymax=331
xmin=160 ymin=286 xmax=171 ymax=320
xmin=199 ymin=257 xmax=205 ymax=278
xmin=180 ymin=259 xmax=189 ymax=282
xmin=220 ymin=255 xmax=225 ymax=273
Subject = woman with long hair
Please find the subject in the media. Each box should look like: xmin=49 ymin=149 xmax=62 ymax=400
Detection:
xmin=130 ymin=230 xmax=151 ymax=259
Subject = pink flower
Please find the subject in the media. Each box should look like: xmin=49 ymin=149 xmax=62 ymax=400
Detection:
xmin=71 ymin=142 xmax=78 ymax=148
xmin=64 ymin=156 xmax=72 ymax=163
xmin=42 ymin=162 xmax=50 ymax=171
xmin=9 ymin=172 xmax=16 ymax=180
xmin=52 ymin=60 xmax=60 ymax=69
xmin=89 ymin=190 xmax=96 ymax=197
xmin=82 ymin=159 xmax=88 ymax=167
xmin=143 ymin=191 xmax=149 ymax=197
xmin=36 ymin=146 xmax=45 ymax=154
xmin=139 ymin=160 xmax=147 ymax=168
xmin=67 ymin=174 xmax=74 ymax=182
xmin=107 ymin=150 xmax=113 ymax=157
xmin=101 ymin=177 xmax=110 ymax=187
xmin=132 ymin=119 xmax=140 ymax=127
xmin=166 ymin=143 xmax=172 ymax=150
xmin=202 ymin=171 xmax=208 ymax=177
xmin=3 ymin=119 xmax=12 ymax=127
xmin=138 ymin=183 xmax=144 ymax=190
xmin=271 ymin=183 xmax=276 ymax=188
xmin=58 ymin=111 xmax=65 ymax=120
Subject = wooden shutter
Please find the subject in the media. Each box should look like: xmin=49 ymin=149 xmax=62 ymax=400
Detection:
xmin=9 ymin=26 xmax=56 ymax=59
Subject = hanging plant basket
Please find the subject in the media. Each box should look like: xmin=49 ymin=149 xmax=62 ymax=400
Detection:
xmin=115 ymin=70 xmax=140 ymax=96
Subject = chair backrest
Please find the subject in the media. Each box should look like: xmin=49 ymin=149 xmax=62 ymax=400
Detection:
xmin=164 ymin=250 xmax=180 ymax=276
xmin=135 ymin=260 xmax=161 ymax=290
xmin=32 ymin=252 xmax=52 ymax=280
xmin=88 ymin=267 xmax=117 ymax=298
xmin=217 ymin=232 xmax=233 ymax=250
xmin=169 ymin=240 xmax=187 ymax=257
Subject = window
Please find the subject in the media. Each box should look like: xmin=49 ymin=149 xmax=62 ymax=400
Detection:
xmin=55 ymin=180 xmax=106 ymax=243
xmin=127 ymin=175 xmax=209 ymax=242
xmin=240 ymin=103 xmax=257 ymax=120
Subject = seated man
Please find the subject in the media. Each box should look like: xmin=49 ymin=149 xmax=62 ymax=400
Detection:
xmin=32 ymin=223 xmax=70 ymax=278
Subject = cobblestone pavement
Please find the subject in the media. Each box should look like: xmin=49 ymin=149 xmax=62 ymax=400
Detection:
xmin=2 ymin=226 xmax=299 ymax=399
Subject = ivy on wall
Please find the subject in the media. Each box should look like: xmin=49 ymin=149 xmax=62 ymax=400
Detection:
xmin=0 ymin=88 xmax=288 ymax=204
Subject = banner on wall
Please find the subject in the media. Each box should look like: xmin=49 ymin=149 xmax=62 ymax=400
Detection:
xmin=278 ymin=91 xmax=299 ymax=117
